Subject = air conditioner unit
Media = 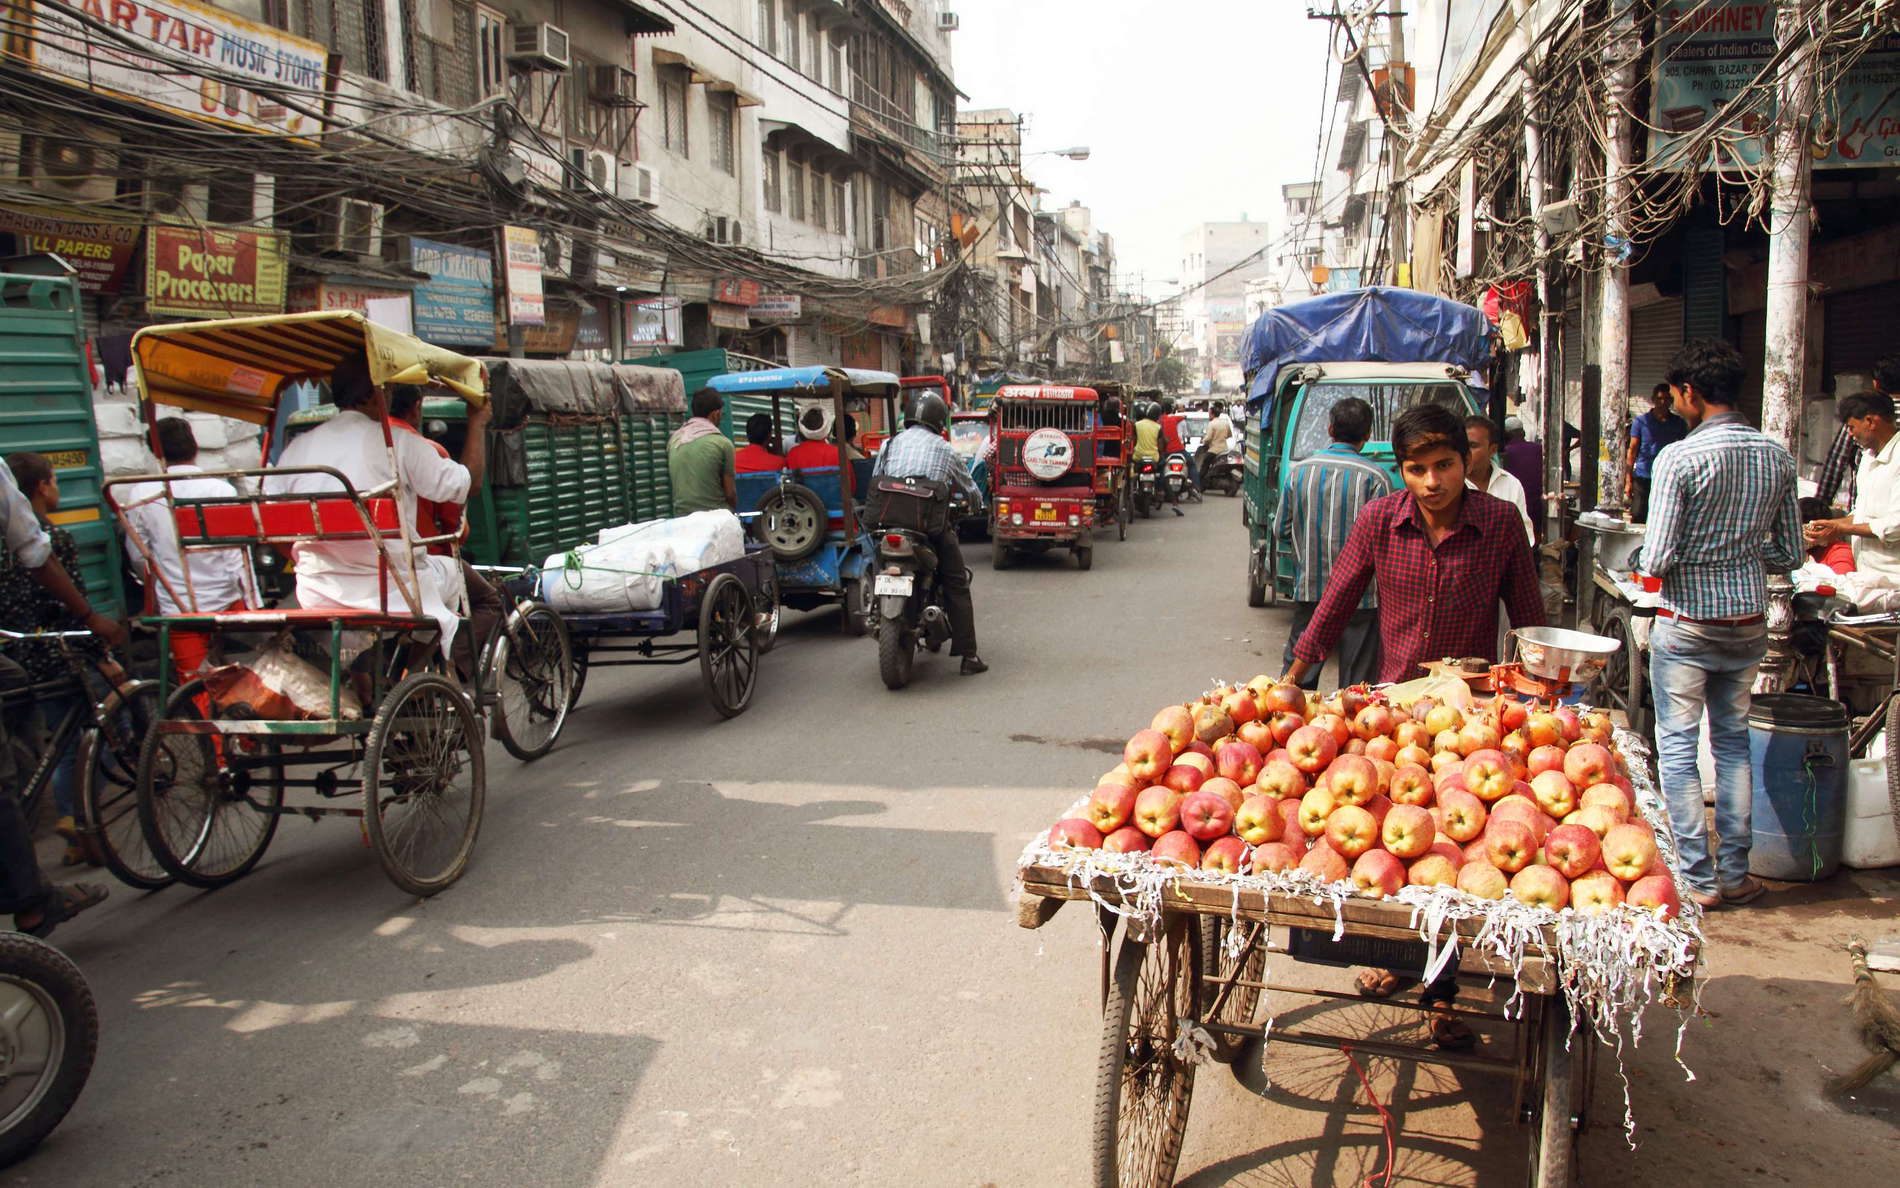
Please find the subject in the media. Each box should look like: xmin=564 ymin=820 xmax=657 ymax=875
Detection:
xmin=326 ymin=197 xmax=384 ymax=256
xmin=508 ymin=23 xmax=570 ymax=71
xmin=21 ymin=132 xmax=119 ymax=202
xmin=588 ymin=64 xmax=638 ymax=107
xmin=563 ymin=148 xmax=615 ymax=196
xmin=706 ymin=216 xmax=742 ymax=246
xmin=143 ymin=175 xmax=210 ymax=222
xmin=622 ymin=162 xmax=658 ymax=207
xmin=937 ymin=12 xmax=960 ymax=31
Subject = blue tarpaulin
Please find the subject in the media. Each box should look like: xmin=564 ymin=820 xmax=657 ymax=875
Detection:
xmin=1241 ymin=287 xmax=1493 ymax=411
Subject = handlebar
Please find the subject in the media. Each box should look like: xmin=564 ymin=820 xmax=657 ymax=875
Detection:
xmin=0 ymin=629 xmax=98 ymax=640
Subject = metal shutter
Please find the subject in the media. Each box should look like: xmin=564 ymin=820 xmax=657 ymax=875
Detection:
xmin=1628 ymin=298 xmax=1683 ymax=403
xmin=1825 ymin=281 xmax=1900 ymax=381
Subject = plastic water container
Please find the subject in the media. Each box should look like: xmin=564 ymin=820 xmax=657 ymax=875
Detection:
xmin=1844 ymin=732 xmax=1900 ymax=869
xmin=1747 ymin=694 xmax=1848 ymax=881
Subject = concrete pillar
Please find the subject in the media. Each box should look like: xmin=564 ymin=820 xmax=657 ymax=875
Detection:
xmin=1596 ymin=0 xmax=1640 ymax=516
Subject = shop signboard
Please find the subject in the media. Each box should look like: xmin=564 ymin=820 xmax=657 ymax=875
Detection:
xmin=1649 ymin=4 xmax=1900 ymax=170
xmin=405 ymin=238 xmax=495 ymax=345
xmin=707 ymin=302 xmax=750 ymax=330
xmin=0 ymin=206 xmax=141 ymax=293
xmin=144 ymin=224 xmax=287 ymax=317
xmin=626 ymin=297 xmax=682 ymax=347
xmin=574 ymin=298 xmax=611 ymax=352
xmin=287 ymin=281 xmax=414 ymax=331
xmin=500 ymin=225 xmax=545 ymax=326
xmin=492 ymin=301 xmax=578 ymax=354
xmin=868 ymin=305 xmax=910 ymax=330
xmin=9 ymin=0 xmax=328 ymax=139
xmin=749 ymin=292 xmax=802 ymax=320
xmin=713 ymin=278 xmax=761 ymax=306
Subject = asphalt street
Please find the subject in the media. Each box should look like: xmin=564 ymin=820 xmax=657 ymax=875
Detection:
xmin=16 ymin=494 xmax=1899 ymax=1187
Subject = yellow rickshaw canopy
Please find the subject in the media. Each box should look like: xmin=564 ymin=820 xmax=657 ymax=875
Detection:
xmin=131 ymin=310 xmax=488 ymax=426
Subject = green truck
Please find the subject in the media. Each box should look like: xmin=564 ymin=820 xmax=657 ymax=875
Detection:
xmin=623 ymin=347 xmax=783 ymax=443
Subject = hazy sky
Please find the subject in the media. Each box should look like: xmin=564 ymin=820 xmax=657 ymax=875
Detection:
xmin=948 ymin=0 xmax=1335 ymax=296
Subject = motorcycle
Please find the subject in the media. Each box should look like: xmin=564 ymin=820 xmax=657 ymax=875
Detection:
xmin=1202 ymin=444 xmax=1244 ymax=497
xmin=1132 ymin=457 xmax=1160 ymax=518
xmin=0 ymin=932 xmax=97 ymax=1166
xmin=1163 ymin=450 xmax=1194 ymax=504
xmin=867 ymin=477 xmax=969 ymax=690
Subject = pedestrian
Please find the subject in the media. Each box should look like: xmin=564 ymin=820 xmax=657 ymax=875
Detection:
xmin=667 ymin=388 xmax=736 ymax=515
xmin=1464 ymin=415 xmax=1532 ymax=542
xmin=1500 ymin=415 xmax=1543 ymax=524
xmin=1623 ymin=382 xmax=1688 ymax=523
xmin=1815 ymin=354 xmax=1900 ymax=510
xmin=1639 ymin=338 xmax=1802 ymax=911
xmin=1802 ymin=391 xmax=1900 ymax=589
xmin=1272 ymin=397 xmax=1389 ymax=690
xmin=735 ymin=413 xmax=785 ymax=474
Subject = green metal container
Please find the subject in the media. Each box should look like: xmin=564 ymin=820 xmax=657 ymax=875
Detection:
xmin=623 ymin=348 xmax=781 ymax=444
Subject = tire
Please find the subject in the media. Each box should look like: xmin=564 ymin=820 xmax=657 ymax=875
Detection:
xmin=754 ymin=484 xmax=828 ymax=562
xmin=1527 ymin=996 xmax=1580 ymax=1188
xmin=364 ymin=671 xmax=485 ymax=897
xmin=568 ymin=646 xmax=590 ymax=708
xmin=78 ymin=680 xmax=173 ymax=892
xmin=1246 ymin=546 xmax=1268 ymax=609
xmin=752 ymin=570 xmax=781 ymax=654
xmin=135 ymin=679 xmax=282 ymax=890
xmin=697 ymin=573 xmax=758 ymax=719
xmin=493 ymin=603 xmax=574 ymax=763
xmin=877 ymin=618 xmax=913 ymax=690
xmin=1075 ymin=546 xmax=1093 ymax=571
xmin=1594 ymin=606 xmax=1647 ymax=735
xmin=0 ymin=934 xmax=96 ymax=1169
xmin=1117 ymin=487 xmax=1130 ymax=541
xmin=1093 ymin=914 xmax=1197 ymax=1187
xmin=1134 ymin=488 xmax=1151 ymax=519
xmin=1886 ymin=696 xmax=1900 ymax=856
xmin=840 ymin=577 xmax=873 ymax=638
xmin=1262 ymin=536 xmax=1279 ymax=607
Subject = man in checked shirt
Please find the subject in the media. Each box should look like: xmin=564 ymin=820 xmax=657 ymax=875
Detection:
xmin=1640 ymin=338 xmax=1802 ymax=910
xmin=873 ymin=392 xmax=989 ymax=675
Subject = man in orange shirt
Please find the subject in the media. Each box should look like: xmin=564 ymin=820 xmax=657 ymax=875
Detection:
xmin=735 ymin=413 xmax=785 ymax=474
xmin=786 ymin=413 xmax=864 ymax=470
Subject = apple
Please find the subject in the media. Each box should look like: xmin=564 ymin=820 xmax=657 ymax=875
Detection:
xmin=1086 ymin=783 xmax=1140 ymax=833
xmin=1601 ymin=823 xmax=1660 ymax=882
xmin=1529 ymin=769 xmax=1579 ymax=819
xmin=1423 ymin=703 xmax=1465 ymax=735
xmin=1344 ymin=738 xmax=1368 ymax=755
xmin=1101 ymin=826 xmax=1152 ymax=854
xmin=1102 ymin=762 xmax=1133 ymax=784
xmin=1568 ymin=804 xmax=1621 ymax=839
xmin=1214 ymin=740 xmax=1264 ymax=786
xmin=1361 ymin=793 xmax=1393 ymax=831
xmin=1389 ymin=763 xmax=1435 ymax=806
xmin=1485 ymin=819 xmax=1537 ymax=873
xmin=1364 ymin=736 xmax=1398 ymax=764
xmin=1200 ymin=776 xmax=1247 ymax=813
xmin=1050 ymin=818 xmax=1104 ymax=850
xmin=1570 ymin=870 xmax=1625 ymax=915
xmin=1182 ymin=741 xmax=1216 ymax=763
xmin=1457 ymin=860 xmax=1509 ymax=899
xmin=1133 ymin=786 xmax=1184 ymax=838
xmin=1234 ymin=795 xmax=1285 ymax=845
xmin=1456 ymin=720 xmax=1502 ymax=756
xmin=1297 ymin=787 xmax=1339 ymax=836
xmin=1543 ymin=823 xmax=1602 ymax=880
xmin=1462 ymin=749 xmax=1514 ymax=802
xmin=1434 ymin=770 xmax=1469 ymax=799
xmin=1352 ymin=704 xmax=1396 ymax=741
xmin=1490 ymin=794 xmax=1542 ymax=825
xmin=1325 ymin=754 xmax=1381 ymax=807
xmin=1202 ymin=836 xmax=1249 ymax=875
xmin=1395 ymin=743 xmax=1435 ymax=770
xmin=1173 ymin=750 xmax=1215 ymax=777
xmin=1381 ymin=804 xmax=1437 ymax=859
xmin=1309 ymin=713 xmax=1352 ymax=750
xmin=1553 ymin=706 xmax=1583 ymax=742
xmin=1179 ymin=791 xmax=1237 ymax=842
xmin=1124 ymin=729 xmax=1174 ymax=781
xmin=1407 ymin=853 xmax=1460 ymax=887
xmin=1430 ymin=750 xmax=1464 ymax=776
xmin=1260 ymin=681 xmax=1308 ymax=720
xmin=1255 ymin=759 xmax=1308 ymax=800
xmin=1426 ymin=839 xmax=1466 ymax=868
xmin=1436 ymin=788 xmax=1488 ymax=842
xmin=1219 ymin=687 xmax=1261 ymax=726
xmin=1369 ymin=757 xmax=1396 ymax=792
xmin=1527 ymin=744 xmax=1568 ymax=777
xmin=1580 ymin=783 xmax=1633 ymax=820
xmin=1266 ymin=711 xmax=1308 ymax=746
xmin=1325 ymin=804 xmax=1380 ymax=859
xmin=1150 ymin=830 xmax=1202 ymax=869
xmin=1626 ymin=875 xmax=1683 ymax=920
xmin=1237 ymin=718 xmax=1276 ymax=750
xmin=1498 ymin=699 xmax=1529 ymax=733
xmin=1274 ymin=796 xmax=1306 ymax=842
xmin=1162 ymin=763 xmax=1207 ymax=795
xmin=1298 ymin=842 xmax=1351 ymax=882
xmin=1352 ymin=849 xmax=1407 ymax=897
xmin=1286 ymin=724 xmax=1340 ymax=774
xmin=1250 ymin=841 xmax=1301 ymax=874
xmin=1193 ymin=705 xmax=1235 ymax=744
xmin=1563 ymin=743 xmax=1615 ymax=789
xmin=1511 ymin=865 xmax=1571 ymax=910
xmin=1150 ymin=706 xmax=1195 ymax=754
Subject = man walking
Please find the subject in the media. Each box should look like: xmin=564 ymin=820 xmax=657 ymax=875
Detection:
xmin=1623 ymin=383 xmax=1688 ymax=522
xmin=1802 ymin=391 xmax=1900 ymax=588
xmin=1273 ymin=397 xmax=1389 ymax=689
xmin=1640 ymin=339 xmax=1802 ymax=910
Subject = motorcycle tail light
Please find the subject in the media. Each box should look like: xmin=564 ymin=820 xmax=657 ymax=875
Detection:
xmin=884 ymin=533 xmax=906 ymax=549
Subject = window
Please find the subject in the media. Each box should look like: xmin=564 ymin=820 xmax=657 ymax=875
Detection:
xmin=806 ymin=14 xmax=821 ymax=80
xmin=476 ymin=6 xmax=506 ymax=96
xmin=709 ymin=91 xmax=736 ymax=174
xmin=404 ymin=0 xmax=474 ymax=104
xmin=828 ymin=36 xmax=844 ymax=93
xmin=660 ymin=69 xmax=689 ymax=156
xmin=757 ymin=0 xmax=776 ymax=54
xmin=295 ymin=0 xmax=389 ymax=81
xmin=763 ymin=149 xmax=782 ymax=212
xmin=787 ymin=158 xmax=806 ymax=221
xmin=832 ymin=180 xmax=846 ymax=235
xmin=785 ymin=7 xmax=800 ymax=73
xmin=811 ymin=169 xmax=827 ymax=230
xmin=914 ymin=215 xmax=937 ymax=259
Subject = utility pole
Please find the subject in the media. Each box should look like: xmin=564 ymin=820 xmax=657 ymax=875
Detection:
xmin=1509 ymin=0 xmax=1552 ymax=529
xmin=1385 ymin=6 xmax=1408 ymax=285
xmin=1596 ymin=0 xmax=1639 ymax=516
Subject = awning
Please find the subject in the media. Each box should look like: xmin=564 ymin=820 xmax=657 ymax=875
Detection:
xmin=706 ymin=80 xmax=763 ymax=108
xmin=652 ymin=48 xmax=711 ymax=83
xmin=760 ymin=119 xmax=853 ymax=171
xmin=607 ymin=0 xmax=672 ymax=35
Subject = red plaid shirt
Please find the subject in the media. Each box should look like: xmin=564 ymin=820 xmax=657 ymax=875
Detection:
xmin=1293 ymin=488 xmax=1545 ymax=683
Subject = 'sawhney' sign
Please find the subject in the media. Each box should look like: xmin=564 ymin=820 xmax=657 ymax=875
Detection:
xmin=145 ymin=224 xmax=288 ymax=317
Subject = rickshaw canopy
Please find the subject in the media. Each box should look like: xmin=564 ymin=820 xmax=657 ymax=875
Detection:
xmin=131 ymin=310 xmax=488 ymax=426
xmin=995 ymin=385 xmax=1098 ymax=401
xmin=704 ymin=366 xmax=899 ymax=395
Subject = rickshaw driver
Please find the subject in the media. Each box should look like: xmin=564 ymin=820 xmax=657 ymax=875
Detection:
xmin=874 ymin=392 xmax=990 ymax=676
xmin=264 ymin=353 xmax=496 ymax=676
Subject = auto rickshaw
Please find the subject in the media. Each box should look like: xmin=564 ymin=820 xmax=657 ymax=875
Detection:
xmin=711 ymin=366 xmax=901 ymax=634
xmin=947 ymin=408 xmax=993 ymax=539
xmin=988 ymin=384 xmax=1100 ymax=571
xmin=1086 ymin=380 xmax=1135 ymax=541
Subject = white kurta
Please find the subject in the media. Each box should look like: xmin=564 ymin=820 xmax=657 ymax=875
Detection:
xmin=119 ymin=464 xmax=251 ymax=614
xmin=264 ymin=410 xmax=472 ymax=653
xmin=1469 ymin=464 xmax=1534 ymax=543
xmin=1850 ymin=429 xmax=1900 ymax=586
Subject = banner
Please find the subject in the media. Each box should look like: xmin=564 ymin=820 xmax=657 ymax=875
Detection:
xmin=500 ymin=225 xmax=545 ymax=326
xmin=0 ymin=206 xmax=140 ymax=293
xmin=707 ymin=302 xmax=750 ymax=330
xmin=748 ymin=292 xmax=802 ymax=320
xmin=288 ymin=282 xmax=413 ymax=331
xmin=145 ymin=224 xmax=287 ymax=317
xmin=1649 ymin=4 xmax=1900 ymax=170
xmin=574 ymin=298 xmax=611 ymax=352
xmin=9 ymin=0 xmax=327 ymax=139
xmin=714 ymin=278 xmax=761 ymax=306
xmin=405 ymin=238 xmax=495 ymax=346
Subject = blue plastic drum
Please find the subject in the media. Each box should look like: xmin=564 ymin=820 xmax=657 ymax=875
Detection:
xmin=1747 ymin=693 xmax=1848 ymax=882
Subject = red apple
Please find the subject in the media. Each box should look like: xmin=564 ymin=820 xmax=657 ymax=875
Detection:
xmin=1202 ymin=835 xmax=1249 ymax=875
xmin=1543 ymin=823 xmax=1602 ymax=880
xmin=1219 ymin=687 xmax=1261 ymax=726
xmin=1426 ymin=839 xmax=1466 ymax=868
xmin=1580 ymin=783 xmax=1633 ymax=820
xmin=1436 ymin=788 xmax=1488 ymax=842
xmin=1364 ymin=736 xmax=1399 ymax=763
xmin=1563 ymin=743 xmax=1615 ymax=789
xmin=1297 ymin=787 xmax=1338 ymax=836
xmin=1237 ymin=718 xmax=1276 ymax=750
xmin=1101 ymin=826 xmax=1152 ymax=854
xmin=1490 ymin=795 xmax=1542 ymax=826
xmin=1199 ymin=776 xmax=1246 ymax=812
xmin=1260 ymin=681 xmax=1308 ymax=720
xmin=1182 ymin=740 xmax=1215 ymax=763
xmin=1625 ymin=875 xmax=1683 ymax=920
xmin=1325 ymin=754 xmax=1381 ymax=807
xmin=1102 ymin=762 xmax=1133 ymax=785
xmin=1308 ymin=713 xmax=1352 ymax=751
xmin=1255 ymin=759 xmax=1308 ymax=800
xmin=1529 ymin=769 xmax=1579 ymax=819
xmin=1133 ymin=786 xmax=1183 ymax=839
xmin=1150 ymin=830 xmax=1202 ymax=869
xmin=1179 ymin=791 xmax=1237 ymax=842
xmin=1456 ymin=720 xmax=1502 ymax=757
xmin=1361 ymin=793 xmax=1393 ymax=831
xmin=1510 ymin=865 xmax=1571 ymax=910
xmin=1553 ymin=706 xmax=1583 ymax=742
xmin=1381 ymin=804 xmax=1437 ymax=859
xmin=1266 ymin=710 xmax=1307 ymax=746
xmin=1434 ymin=770 xmax=1469 ymax=799
xmin=1325 ymin=804 xmax=1380 ymax=859
xmin=1124 ymin=729 xmax=1174 ymax=781
xmin=1214 ymin=740 xmax=1264 ymax=786
xmin=1298 ymin=842 xmax=1351 ymax=882
xmin=1498 ymin=698 xmax=1530 ymax=732
xmin=1250 ymin=841 xmax=1301 ymax=874
xmin=1567 ymin=804 xmax=1620 ymax=839
xmin=1286 ymin=724 xmax=1340 ymax=774
xmin=1462 ymin=749 xmax=1514 ymax=802
xmin=1352 ymin=849 xmax=1407 ymax=897
xmin=1273 ymin=796 xmax=1305 ymax=842
xmin=1601 ymin=823 xmax=1660 ymax=882
xmin=1086 ymin=782 xmax=1140 ymax=833
xmin=1570 ymin=869 xmax=1625 ymax=915
xmin=1527 ymin=744 xmax=1568 ymax=777
xmin=1162 ymin=763 xmax=1207 ymax=795
xmin=1389 ymin=763 xmax=1435 ymax=807
xmin=1150 ymin=706 xmax=1194 ymax=754
xmin=1050 ymin=818 xmax=1104 ymax=850
xmin=1352 ymin=704 xmax=1396 ymax=741
xmin=1407 ymin=853 xmax=1460 ymax=887
xmin=1234 ymin=795 xmax=1285 ymax=845
xmin=1457 ymin=860 xmax=1509 ymax=899
xmin=1485 ymin=819 xmax=1537 ymax=873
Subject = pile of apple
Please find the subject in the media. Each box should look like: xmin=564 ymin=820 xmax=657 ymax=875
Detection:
xmin=1045 ymin=676 xmax=1683 ymax=920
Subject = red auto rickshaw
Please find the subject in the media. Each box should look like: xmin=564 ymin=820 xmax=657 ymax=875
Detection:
xmin=989 ymin=384 xmax=1099 ymax=571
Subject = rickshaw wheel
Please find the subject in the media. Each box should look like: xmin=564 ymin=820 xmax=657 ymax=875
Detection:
xmin=1094 ymin=913 xmax=1197 ymax=1188
xmin=1525 ymin=995 xmax=1581 ymax=1188
xmin=753 ymin=570 xmax=781 ymax=654
xmin=755 ymin=484 xmax=827 ymax=562
xmin=79 ymin=680 xmax=174 ymax=891
xmin=134 ymin=679 xmax=283 ymax=890
xmin=493 ymin=603 xmax=574 ymax=763
xmin=568 ymin=646 xmax=590 ymax=706
xmin=364 ymin=671 xmax=485 ymax=897
xmin=698 ymin=574 xmax=759 ymax=718
xmin=1118 ymin=486 xmax=1130 ymax=540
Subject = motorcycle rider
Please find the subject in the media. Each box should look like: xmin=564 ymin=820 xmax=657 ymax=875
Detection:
xmin=1131 ymin=403 xmax=1182 ymax=517
xmin=873 ymin=393 xmax=989 ymax=676
xmin=1159 ymin=399 xmax=1200 ymax=501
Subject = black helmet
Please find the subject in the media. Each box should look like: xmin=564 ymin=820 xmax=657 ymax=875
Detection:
xmin=910 ymin=392 xmax=949 ymax=432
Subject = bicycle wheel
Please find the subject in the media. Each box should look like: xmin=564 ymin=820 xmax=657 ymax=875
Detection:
xmin=135 ymin=680 xmax=282 ymax=889
xmin=364 ymin=671 xmax=484 ymax=897
xmin=1093 ymin=914 xmax=1198 ymax=1188
xmin=78 ymin=681 xmax=173 ymax=891
xmin=493 ymin=603 xmax=573 ymax=763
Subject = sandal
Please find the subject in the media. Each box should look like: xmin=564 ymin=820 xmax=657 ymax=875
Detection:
xmin=1356 ymin=968 xmax=1410 ymax=999
xmin=19 ymin=881 xmax=109 ymax=939
xmin=1428 ymin=1011 xmax=1478 ymax=1052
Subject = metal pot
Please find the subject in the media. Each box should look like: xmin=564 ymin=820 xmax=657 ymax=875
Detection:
xmin=1511 ymin=626 xmax=1622 ymax=684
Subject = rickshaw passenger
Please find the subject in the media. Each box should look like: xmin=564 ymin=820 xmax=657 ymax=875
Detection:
xmin=264 ymin=353 xmax=494 ymax=670
xmin=786 ymin=411 xmax=865 ymax=469
xmin=735 ymin=413 xmax=785 ymax=474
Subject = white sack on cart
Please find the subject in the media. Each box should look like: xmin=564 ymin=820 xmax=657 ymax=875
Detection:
xmin=595 ymin=510 xmax=744 ymax=572
xmin=540 ymin=510 xmax=745 ymax=613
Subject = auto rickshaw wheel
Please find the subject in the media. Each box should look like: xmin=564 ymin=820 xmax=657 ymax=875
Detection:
xmin=754 ymin=483 xmax=827 ymax=562
xmin=841 ymin=577 xmax=873 ymax=636
xmin=753 ymin=570 xmax=782 ymax=654
xmin=1075 ymin=546 xmax=1093 ymax=571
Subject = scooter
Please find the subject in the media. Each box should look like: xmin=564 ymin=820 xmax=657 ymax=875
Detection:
xmin=1163 ymin=450 xmax=1194 ymax=504
xmin=867 ymin=478 xmax=970 ymax=690
xmin=1133 ymin=457 xmax=1161 ymax=518
xmin=1202 ymin=444 xmax=1244 ymax=497
xmin=0 ymin=932 xmax=97 ymax=1166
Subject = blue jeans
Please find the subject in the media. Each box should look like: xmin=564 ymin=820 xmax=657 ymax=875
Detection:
xmin=39 ymin=692 xmax=82 ymax=821
xmin=1647 ymin=616 xmax=1767 ymax=895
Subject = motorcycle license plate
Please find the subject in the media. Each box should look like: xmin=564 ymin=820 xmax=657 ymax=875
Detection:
xmin=874 ymin=574 xmax=914 ymax=596
xmin=1034 ymin=505 xmax=1058 ymax=521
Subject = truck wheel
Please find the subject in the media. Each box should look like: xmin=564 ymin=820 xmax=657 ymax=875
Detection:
xmin=992 ymin=545 xmax=1012 ymax=571
xmin=1247 ymin=547 xmax=1268 ymax=608
xmin=1075 ymin=546 xmax=1093 ymax=571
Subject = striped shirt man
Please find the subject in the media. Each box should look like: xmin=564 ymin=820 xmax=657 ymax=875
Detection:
xmin=1638 ymin=411 xmax=1802 ymax=619
xmin=1274 ymin=442 xmax=1393 ymax=605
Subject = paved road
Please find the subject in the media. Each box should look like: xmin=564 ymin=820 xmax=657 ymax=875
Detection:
xmin=19 ymin=494 xmax=1900 ymax=1186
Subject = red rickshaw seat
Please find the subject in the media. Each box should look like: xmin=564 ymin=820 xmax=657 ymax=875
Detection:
xmin=175 ymin=497 xmax=402 ymax=544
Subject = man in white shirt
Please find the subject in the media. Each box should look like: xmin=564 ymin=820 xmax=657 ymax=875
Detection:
xmin=264 ymin=352 xmax=492 ymax=669
xmin=1804 ymin=390 xmax=1900 ymax=586
xmin=117 ymin=418 xmax=251 ymax=677
xmin=1465 ymin=414 xmax=1534 ymax=543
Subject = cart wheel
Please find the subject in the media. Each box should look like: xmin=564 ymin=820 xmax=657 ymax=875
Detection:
xmin=753 ymin=570 xmax=781 ymax=654
xmin=877 ymin=619 xmax=913 ymax=690
xmin=1118 ymin=487 xmax=1129 ymax=541
xmin=1526 ymin=996 xmax=1581 ymax=1188
xmin=1595 ymin=606 xmax=1647 ymax=734
xmin=493 ymin=603 xmax=574 ymax=763
xmin=1195 ymin=916 xmax=1264 ymax=1034
xmin=568 ymin=645 xmax=590 ymax=707
xmin=1885 ymin=696 xmax=1900 ymax=855
xmin=135 ymin=680 xmax=283 ymax=889
xmin=1075 ymin=546 xmax=1094 ymax=571
xmin=78 ymin=680 xmax=173 ymax=891
xmin=841 ymin=576 xmax=873 ymax=637
xmin=364 ymin=671 xmax=485 ymax=897
xmin=755 ymin=484 xmax=827 ymax=562
xmin=1094 ymin=914 xmax=1198 ymax=1188
xmin=698 ymin=573 xmax=759 ymax=718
